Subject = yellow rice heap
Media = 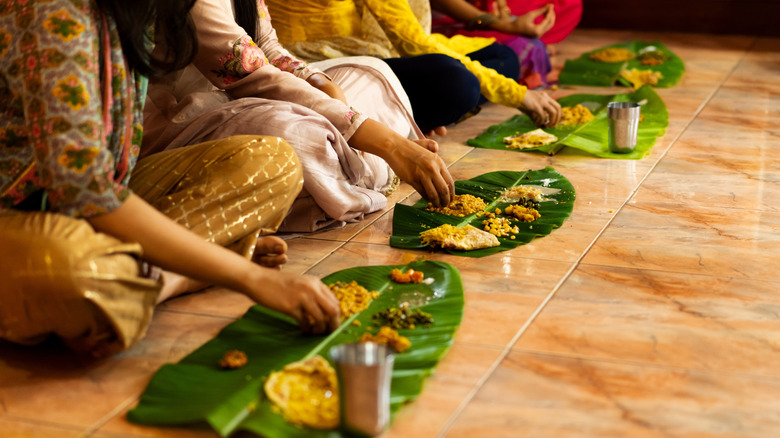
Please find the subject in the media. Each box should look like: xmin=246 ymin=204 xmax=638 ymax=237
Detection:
xmin=620 ymin=68 xmax=663 ymax=89
xmin=503 ymin=129 xmax=558 ymax=150
xmin=264 ymin=355 xmax=339 ymax=429
xmin=482 ymin=216 xmax=519 ymax=237
xmin=505 ymin=204 xmax=541 ymax=222
xmin=419 ymin=223 xmax=499 ymax=250
xmin=328 ymin=281 xmax=379 ymax=319
xmin=590 ymin=47 xmax=634 ymax=63
xmin=502 ymin=185 xmax=545 ymax=202
xmin=558 ymin=104 xmax=595 ymax=126
xmin=426 ymin=194 xmax=487 ymax=216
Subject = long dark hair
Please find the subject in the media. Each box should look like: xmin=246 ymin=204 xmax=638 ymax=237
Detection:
xmin=95 ymin=0 xmax=198 ymax=77
xmin=235 ymin=0 xmax=259 ymax=40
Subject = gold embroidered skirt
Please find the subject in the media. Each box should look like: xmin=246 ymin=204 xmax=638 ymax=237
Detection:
xmin=0 ymin=136 xmax=302 ymax=356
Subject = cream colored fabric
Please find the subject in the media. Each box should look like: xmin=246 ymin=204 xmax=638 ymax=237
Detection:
xmin=0 ymin=136 xmax=303 ymax=356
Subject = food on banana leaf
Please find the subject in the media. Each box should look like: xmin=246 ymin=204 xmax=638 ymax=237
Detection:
xmin=637 ymin=46 xmax=668 ymax=66
xmin=504 ymin=204 xmax=541 ymax=222
xmin=328 ymin=281 xmax=379 ymax=319
xmin=502 ymin=185 xmax=546 ymax=202
xmin=390 ymin=268 xmax=424 ymax=284
xmin=373 ymin=302 xmax=434 ymax=330
xmin=419 ymin=224 xmax=499 ymax=251
xmin=620 ymin=68 xmax=663 ymax=89
xmin=503 ymin=128 xmax=558 ymax=150
xmin=558 ymin=104 xmax=595 ymax=126
xmin=425 ymin=194 xmax=487 ymax=216
xmin=264 ymin=356 xmax=339 ymax=429
xmin=360 ymin=326 xmax=411 ymax=353
xmin=590 ymin=47 xmax=634 ymax=63
xmin=482 ymin=216 xmax=519 ymax=237
xmin=219 ymin=350 xmax=248 ymax=369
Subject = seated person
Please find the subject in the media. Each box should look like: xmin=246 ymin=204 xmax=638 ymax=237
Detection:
xmin=0 ymin=0 xmax=340 ymax=357
xmin=143 ymin=0 xmax=455 ymax=232
xmin=430 ymin=0 xmax=583 ymax=86
xmin=265 ymin=0 xmax=562 ymax=129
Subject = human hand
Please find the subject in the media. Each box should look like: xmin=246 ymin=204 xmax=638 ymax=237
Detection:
xmin=519 ymin=90 xmax=561 ymax=127
xmin=387 ymin=138 xmax=454 ymax=208
xmin=493 ymin=3 xmax=555 ymax=38
xmin=246 ymin=270 xmax=341 ymax=335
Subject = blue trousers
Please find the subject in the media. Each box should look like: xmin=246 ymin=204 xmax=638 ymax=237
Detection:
xmin=384 ymin=43 xmax=520 ymax=132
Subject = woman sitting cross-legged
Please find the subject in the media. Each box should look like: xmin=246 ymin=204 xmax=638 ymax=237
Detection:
xmin=0 ymin=0 xmax=343 ymax=357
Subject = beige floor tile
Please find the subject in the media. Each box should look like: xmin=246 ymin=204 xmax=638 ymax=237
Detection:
xmin=727 ymin=37 xmax=780 ymax=86
xmin=698 ymin=82 xmax=780 ymax=127
xmin=157 ymin=288 xmax=254 ymax=319
xmin=381 ymin=344 xmax=503 ymax=438
xmin=0 ymin=417 xmax=84 ymax=438
xmin=445 ymin=352 xmax=780 ymax=438
xmin=282 ymin=237 xmax=345 ymax=275
xmin=581 ymin=202 xmax=780 ymax=281
xmin=516 ymin=264 xmax=780 ymax=376
xmin=95 ymin=405 xmax=218 ymax=438
xmin=0 ymin=312 xmax=231 ymax=429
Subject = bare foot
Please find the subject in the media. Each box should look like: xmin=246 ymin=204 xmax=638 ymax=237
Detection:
xmin=425 ymin=126 xmax=447 ymax=137
xmin=253 ymin=235 xmax=288 ymax=269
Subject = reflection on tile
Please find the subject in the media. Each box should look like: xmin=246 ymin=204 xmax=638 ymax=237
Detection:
xmin=517 ymin=264 xmax=780 ymax=376
xmin=382 ymin=344 xmax=503 ymax=438
xmin=582 ymin=203 xmax=780 ymax=281
xmin=698 ymin=82 xmax=780 ymax=126
xmin=0 ymin=417 xmax=83 ymax=438
xmin=97 ymin=405 xmax=218 ymax=438
xmin=305 ymin=242 xmax=573 ymax=347
xmin=157 ymin=288 xmax=254 ymax=319
xmin=0 ymin=312 xmax=230 ymax=429
xmin=446 ymin=352 xmax=780 ymax=438
xmin=728 ymin=37 xmax=780 ymax=86
xmin=283 ymin=237 xmax=344 ymax=275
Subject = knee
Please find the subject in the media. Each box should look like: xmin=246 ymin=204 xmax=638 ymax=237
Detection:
xmin=426 ymin=54 xmax=481 ymax=109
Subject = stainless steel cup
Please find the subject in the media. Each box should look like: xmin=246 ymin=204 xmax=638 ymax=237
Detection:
xmin=330 ymin=342 xmax=395 ymax=437
xmin=607 ymin=101 xmax=641 ymax=153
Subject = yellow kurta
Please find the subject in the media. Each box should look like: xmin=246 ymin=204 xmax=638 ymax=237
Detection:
xmin=266 ymin=0 xmax=528 ymax=108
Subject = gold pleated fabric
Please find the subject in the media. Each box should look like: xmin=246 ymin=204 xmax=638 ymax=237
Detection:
xmin=0 ymin=135 xmax=303 ymax=356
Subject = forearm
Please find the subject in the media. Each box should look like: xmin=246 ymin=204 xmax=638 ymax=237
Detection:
xmin=87 ymin=194 xmax=262 ymax=294
xmin=430 ymin=0 xmax=485 ymax=23
xmin=306 ymin=73 xmax=348 ymax=105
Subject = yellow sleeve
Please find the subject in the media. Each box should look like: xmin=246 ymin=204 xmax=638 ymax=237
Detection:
xmin=359 ymin=0 xmax=527 ymax=107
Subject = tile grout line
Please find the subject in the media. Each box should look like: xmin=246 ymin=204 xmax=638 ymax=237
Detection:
xmin=80 ymin=395 xmax=141 ymax=437
xmin=436 ymin=40 xmax=756 ymax=438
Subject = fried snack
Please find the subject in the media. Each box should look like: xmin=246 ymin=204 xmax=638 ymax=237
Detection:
xmin=419 ymin=224 xmax=500 ymax=251
xmin=220 ymin=350 xmax=248 ymax=369
xmin=360 ymin=326 xmax=411 ymax=353
xmin=502 ymin=185 xmax=545 ymax=202
xmin=504 ymin=204 xmax=541 ymax=222
xmin=328 ymin=281 xmax=379 ymax=319
xmin=558 ymin=104 xmax=595 ymax=126
xmin=390 ymin=268 xmax=424 ymax=284
xmin=503 ymin=129 xmax=558 ymax=150
xmin=620 ymin=68 xmax=663 ymax=89
xmin=425 ymin=194 xmax=487 ymax=217
xmin=264 ymin=356 xmax=339 ymax=429
xmin=589 ymin=47 xmax=634 ymax=63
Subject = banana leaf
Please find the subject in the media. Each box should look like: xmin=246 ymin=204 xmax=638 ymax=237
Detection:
xmin=390 ymin=167 xmax=575 ymax=258
xmin=466 ymin=85 xmax=667 ymax=159
xmin=559 ymin=40 xmax=685 ymax=88
xmin=127 ymin=260 xmax=464 ymax=438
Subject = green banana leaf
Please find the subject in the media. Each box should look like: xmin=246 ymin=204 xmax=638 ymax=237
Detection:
xmin=467 ymin=85 xmax=668 ymax=159
xmin=390 ymin=168 xmax=575 ymax=258
xmin=559 ymin=40 xmax=685 ymax=88
xmin=128 ymin=260 xmax=464 ymax=438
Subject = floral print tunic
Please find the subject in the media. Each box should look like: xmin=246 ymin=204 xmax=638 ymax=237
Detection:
xmin=0 ymin=0 xmax=144 ymax=218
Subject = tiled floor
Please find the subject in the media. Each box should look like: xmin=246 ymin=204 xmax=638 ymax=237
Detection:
xmin=2 ymin=29 xmax=779 ymax=437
